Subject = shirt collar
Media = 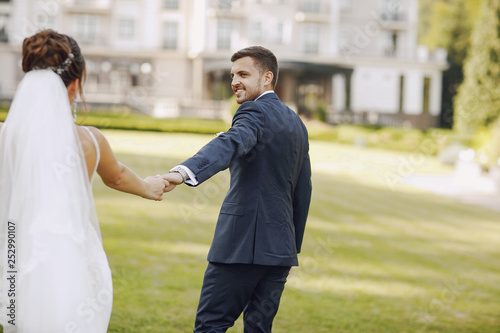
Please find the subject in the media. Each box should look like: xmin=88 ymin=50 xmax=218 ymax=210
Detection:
xmin=255 ymin=90 xmax=274 ymax=101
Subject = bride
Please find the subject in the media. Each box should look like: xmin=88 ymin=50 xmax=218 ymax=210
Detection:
xmin=0 ymin=30 xmax=168 ymax=332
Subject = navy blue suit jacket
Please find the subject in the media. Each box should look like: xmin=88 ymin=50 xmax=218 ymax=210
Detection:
xmin=181 ymin=92 xmax=312 ymax=266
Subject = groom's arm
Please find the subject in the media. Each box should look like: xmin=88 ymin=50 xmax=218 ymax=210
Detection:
xmin=184 ymin=101 xmax=265 ymax=185
xmin=164 ymin=101 xmax=265 ymax=187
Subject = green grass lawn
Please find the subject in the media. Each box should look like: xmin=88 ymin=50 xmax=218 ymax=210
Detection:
xmin=72 ymin=131 xmax=500 ymax=332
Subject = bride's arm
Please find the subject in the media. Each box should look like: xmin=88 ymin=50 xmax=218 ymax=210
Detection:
xmin=88 ymin=127 xmax=168 ymax=200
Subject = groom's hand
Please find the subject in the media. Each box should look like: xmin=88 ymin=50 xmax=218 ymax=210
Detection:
xmin=161 ymin=172 xmax=184 ymax=192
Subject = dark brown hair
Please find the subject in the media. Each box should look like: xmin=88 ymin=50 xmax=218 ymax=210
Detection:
xmin=231 ymin=46 xmax=279 ymax=88
xmin=22 ymin=29 xmax=86 ymax=106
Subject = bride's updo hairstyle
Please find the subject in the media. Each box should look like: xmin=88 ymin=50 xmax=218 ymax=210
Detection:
xmin=22 ymin=29 xmax=86 ymax=103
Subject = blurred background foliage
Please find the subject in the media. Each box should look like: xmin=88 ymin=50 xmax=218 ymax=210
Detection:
xmin=453 ymin=0 xmax=500 ymax=167
xmin=419 ymin=0 xmax=481 ymax=65
xmin=419 ymin=0 xmax=500 ymax=167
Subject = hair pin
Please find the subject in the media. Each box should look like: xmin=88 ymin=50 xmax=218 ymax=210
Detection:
xmin=32 ymin=51 xmax=74 ymax=75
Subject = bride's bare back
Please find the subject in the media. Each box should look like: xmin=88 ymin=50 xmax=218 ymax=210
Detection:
xmin=74 ymin=125 xmax=167 ymax=200
xmin=76 ymin=125 xmax=98 ymax=180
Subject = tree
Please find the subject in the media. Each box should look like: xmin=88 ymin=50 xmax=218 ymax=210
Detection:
xmin=418 ymin=0 xmax=481 ymax=128
xmin=420 ymin=0 xmax=480 ymax=65
xmin=454 ymin=0 xmax=500 ymax=136
xmin=454 ymin=0 xmax=500 ymax=166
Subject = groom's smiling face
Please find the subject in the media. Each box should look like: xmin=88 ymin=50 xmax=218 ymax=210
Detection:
xmin=230 ymin=56 xmax=266 ymax=104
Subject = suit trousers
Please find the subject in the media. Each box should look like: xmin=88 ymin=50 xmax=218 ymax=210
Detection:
xmin=193 ymin=262 xmax=291 ymax=333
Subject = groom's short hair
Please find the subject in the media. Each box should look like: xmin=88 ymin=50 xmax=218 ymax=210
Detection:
xmin=231 ymin=46 xmax=279 ymax=88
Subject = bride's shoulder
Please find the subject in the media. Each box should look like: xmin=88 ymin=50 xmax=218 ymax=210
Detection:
xmin=76 ymin=125 xmax=105 ymax=141
xmin=76 ymin=126 xmax=116 ymax=154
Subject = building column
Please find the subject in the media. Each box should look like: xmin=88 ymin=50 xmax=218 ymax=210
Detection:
xmin=192 ymin=56 xmax=204 ymax=100
xmin=332 ymin=73 xmax=346 ymax=112
xmin=331 ymin=70 xmax=353 ymax=123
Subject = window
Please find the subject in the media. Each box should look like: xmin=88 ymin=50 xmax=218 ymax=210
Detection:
xmin=250 ymin=22 xmax=262 ymax=43
xmin=382 ymin=0 xmax=403 ymax=20
xmin=0 ymin=14 xmax=9 ymax=43
xmin=383 ymin=31 xmax=398 ymax=56
xmin=74 ymin=15 xmax=100 ymax=45
xmin=423 ymin=77 xmax=431 ymax=113
xmin=36 ymin=14 xmax=56 ymax=31
xmin=217 ymin=19 xmax=232 ymax=50
xmin=391 ymin=32 xmax=398 ymax=55
xmin=163 ymin=22 xmax=178 ymax=49
xmin=340 ymin=0 xmax=351 ymax=12
xmin=300 ymin=0 xmax=321 ymax=13
xmin=339 ymin=29 xmax=350 ymax=49
xmin=303 ymin=23 xmax=319 ymax=54
xmin=275 ymin=22 xmax=284 ymax=44
xmin=164 ymin=0 xmax=179 ymax=9
xmin=218 ymin=0 xmax=232 ymax=10
xmin=257 ymin=0 xmax=289 ymax=3
xmin=75 ymin=0 xmax=93 ymax=5
xmin=399 ymin=75 xmax=404 ymax=112
xmin=109 ymin=70 xmax=132 ymax=92
xmin=118 ymin=19 xmax=135 ymax=40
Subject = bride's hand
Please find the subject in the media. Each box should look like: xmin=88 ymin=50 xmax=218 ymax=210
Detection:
xmin=143 ymin=176 xmax=170 ymax=201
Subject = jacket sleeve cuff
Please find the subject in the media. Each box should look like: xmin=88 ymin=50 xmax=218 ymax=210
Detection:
xmin=169 ymin=165 xmax=198 ymax=186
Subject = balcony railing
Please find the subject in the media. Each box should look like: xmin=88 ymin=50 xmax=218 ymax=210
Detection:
xmin=380 ymin=10 xmax=405 ymax=21
xmin=74 ymin=0 xmax=111 ymax=7
xmin=65 ymin=0 xmax=111 ymax=14
xmin=74 ymin=34 xmax=107 ymax=46
xmin=209 ymin=0 xmax=242 ymax=11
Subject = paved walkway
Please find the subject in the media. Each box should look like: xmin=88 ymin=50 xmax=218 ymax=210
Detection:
xmin=403 ymin=172 xmax=500 ymax=213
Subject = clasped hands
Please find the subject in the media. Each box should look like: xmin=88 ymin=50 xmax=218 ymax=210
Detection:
xmin=143 ymin=172 xmax=184 ymax=201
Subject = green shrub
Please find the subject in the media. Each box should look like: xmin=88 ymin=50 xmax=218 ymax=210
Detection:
xmin=315 ymin=103 xmax=327 ymax=122
xmin=472 ymin=119 xmax=500 ymax=167
xmin=0 ymin=104 xmax=8 ymax=121
xmin=306 ymin=122 xmax=454 ymax=156
xmin=1 ymin=107 xmax=230 ymax=135
xmin=75 ymin=111 xmax=230 ymax=135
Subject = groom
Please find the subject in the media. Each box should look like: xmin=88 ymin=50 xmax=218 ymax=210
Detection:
xmin=163 ymin=46 xmax=312 ymax=332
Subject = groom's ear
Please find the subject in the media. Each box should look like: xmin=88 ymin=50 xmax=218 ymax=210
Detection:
xmin=263 ymin=71 xmax=273 ymax=88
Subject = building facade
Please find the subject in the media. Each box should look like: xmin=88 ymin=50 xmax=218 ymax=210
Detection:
xmin=0 ymin=0 xmax=447 ymax=128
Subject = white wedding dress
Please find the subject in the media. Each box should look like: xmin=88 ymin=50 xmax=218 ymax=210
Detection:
xmin=0 ymin=70 xmax=112 ymax=332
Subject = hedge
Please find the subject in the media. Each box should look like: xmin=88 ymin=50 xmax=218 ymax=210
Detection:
xmin=0 ymin=107 xmax=456 ymax=156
